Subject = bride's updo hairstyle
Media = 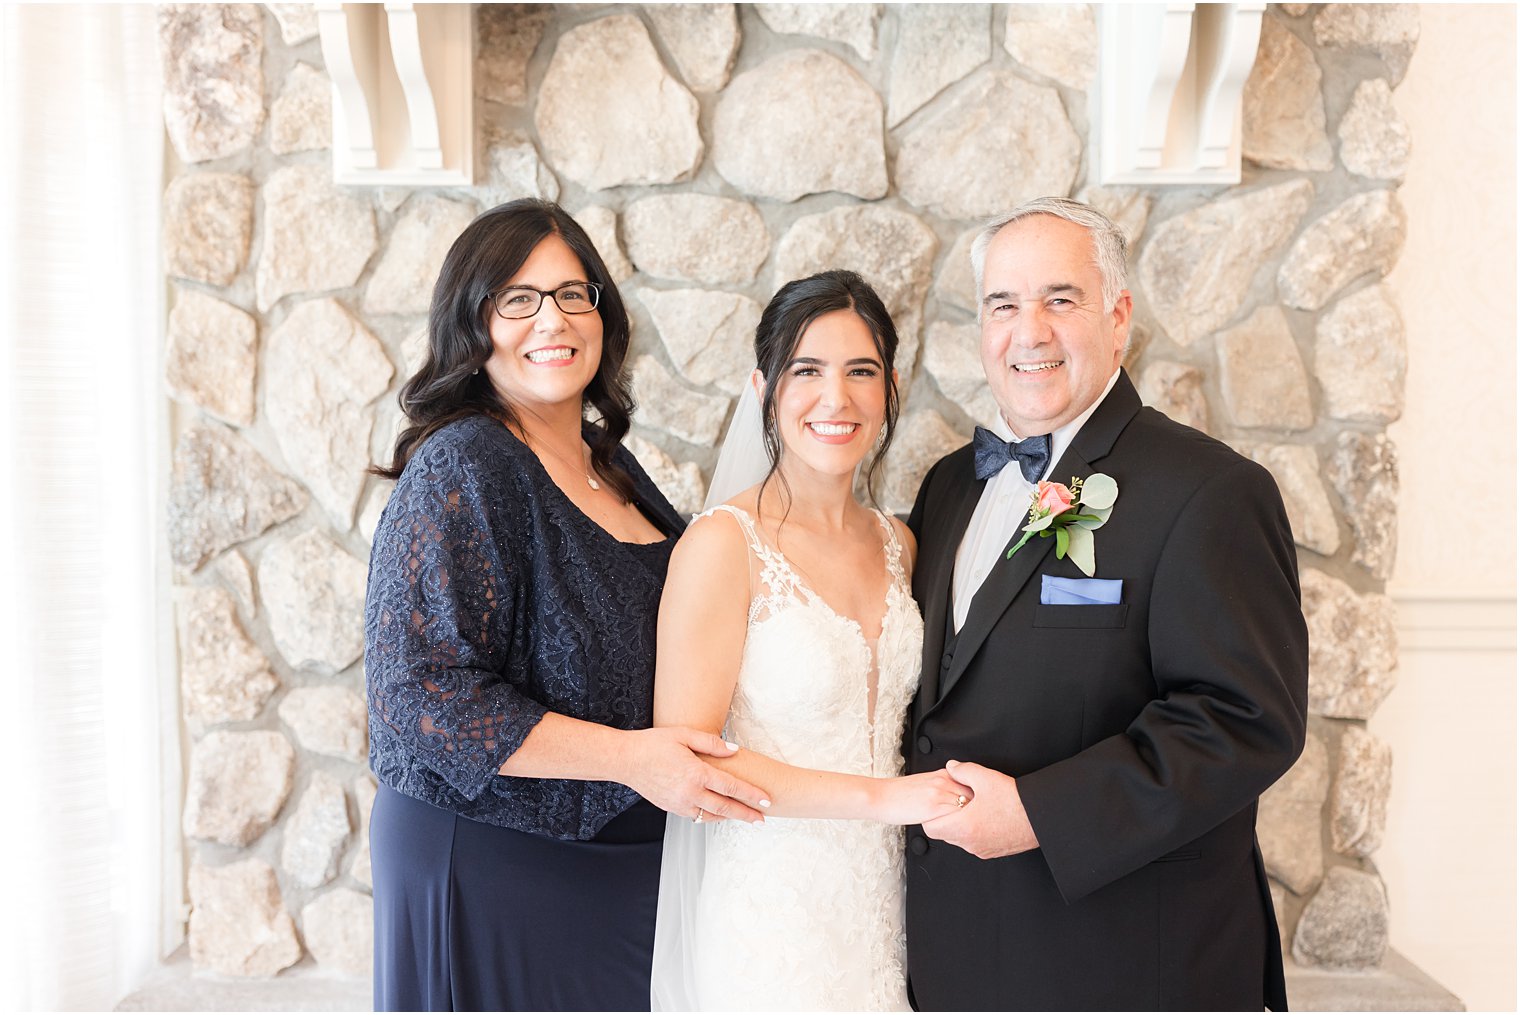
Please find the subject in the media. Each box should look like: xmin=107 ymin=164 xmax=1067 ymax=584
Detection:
xmin=754 ymin=269 xmax=901 ymax=506
xmin=373 ymin=199 xmax=637 ymax=502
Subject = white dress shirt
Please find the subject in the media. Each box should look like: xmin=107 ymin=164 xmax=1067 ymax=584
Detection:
xmin=951 ymin=370 xmax=1122 ymax=632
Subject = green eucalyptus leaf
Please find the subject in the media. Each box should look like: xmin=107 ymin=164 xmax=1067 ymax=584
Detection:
xmin=1081 ymin=473 xmax=1118 ymax=510
xmin=1055 ymin=524 xmax=1070 ymax=559
xmin=1025 ymin=512 xmax=1056 ymax=533
xmin=1067 ymin=526 xmax=1096 ymax=576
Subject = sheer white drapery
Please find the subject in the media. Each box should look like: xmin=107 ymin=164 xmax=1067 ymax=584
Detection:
xmin=0 ymin=5 xmax=170 ymax=1009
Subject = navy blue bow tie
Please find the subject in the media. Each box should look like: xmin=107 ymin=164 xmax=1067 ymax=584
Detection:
xmin=972 ymin=426 xmax=1051 ymax=483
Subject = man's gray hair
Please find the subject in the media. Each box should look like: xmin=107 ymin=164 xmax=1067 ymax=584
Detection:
xmin=970 ymin=197 xmax=1129 ymax=312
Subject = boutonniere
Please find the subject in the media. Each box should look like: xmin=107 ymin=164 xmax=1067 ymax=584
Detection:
xmin=1005 ymin=474 xmax=1119 ymax=577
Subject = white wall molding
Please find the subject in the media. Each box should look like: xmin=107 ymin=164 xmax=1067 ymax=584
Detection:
xmin=1391 ymin=590 xmax=1517 ymax=653
xmin=315 ymin=2 xmax=472 ymax=186
xmin=1093 ymin=3 xmax=1265 ymax=185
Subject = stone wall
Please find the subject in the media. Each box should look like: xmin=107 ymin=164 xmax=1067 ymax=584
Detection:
xmin=159 ymin=2 xmax=1415 ymax=980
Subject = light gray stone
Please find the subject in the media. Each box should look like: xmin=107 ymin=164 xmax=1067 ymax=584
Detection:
xmin=755 ymin=3 xmax=881 ymax=59
xmin=1313 ymin=4 xmax=1420 ymax=85
xmin=1330 ymin=432 xmax=1399 ymax=581
xmin=638 ymin=288 xmax=761 ymax=395
xmin=1242 ymin=16 xmax=1334 ymax=171
xmin=1300 ymin=568 xmax=1398 ymax=720
xmin=265 ymin=4 xmax=317 ymax=46
xmin=256 ymin=164 xmax=377 ymax=312
xmin=374 ymin=188 xmax=410 ymax=214
xmin=1286 ymin=947 xmax=1465 ymax=1011
xmin=269 ymin=62 xmax=329 ymax=154
xmin=1271 ymin=880 xmax=1292 ymax=957
xmin=623 ymin=195 xmax=769 ymax=285
xmin=479 ymin=131 xmax=559 ymax=209
xmin=1236 ymin=443 xmax=1341 ymax=556
xmin=712 ymin=50 xmax=887 ymax=202
xmin=886 ymin=5 xmax=990 ymax=126
xmin=187 ymin=859 xmax=301 ymax=977
xmin=629 ymin=356 xmax=731 ymax=448
xmin=646 ymin=4 xmax=740 ymax=92
xmin=176 ymin=586 xmax=279 ymax=726
xmin=168 ymin=423 xmax=308 ymax=570
xmin=265 ymin=299 xmax=394 ymax=527
xmin=164 ymin=173 xmax=254 ymax=286
xmin=1136 ymin=361 xmax=1210 ymax=435
xmin=477 ymin=4 xmax=549 ymax=106
xmin=213 ymin=548 xmax=256 ymax=617
xmin=1216 ymin=306 xmax=1314 ymax=430
xmin=535 ymin=15 xmax=702 ymax=190
xmin=882 ymin=410 xmax=966 ymax=515
xmin=279 ymin=684 xmax=368 ymax=762
xmin=1293 ymin=865 xmax=1390 ymax=969
xmin=923 ymin=322 xmax=999 ymax=426
xmin=1121 ymin=321 xmax=1152 ymax=372
xmin=1281 ymin=3 xmax=1310 ymax=16
xmin=364 ymin=195 xmax=478 ymax=317
xmin=159 ymin=4 xmax=264 ymax=162
xmin=1332 ymin=725 xmax=1392 ymax=858
xmin=1278 ymin=190 xmax=1407 ymax=312
xmin=573 ymin=205 xmax=633 ymax=284
xmin=357 ymin=482 xmax=392 ymax=546
xmin=281 ymin=771 xmax=350 ymax=889
xmin=1075 ymin=185 xmax=1152 ymax=248
xmin=1259 ymin=730 xmax=1328 ymax=895
xmin=1339 ymin=78 xmax=1412 ymax=180
xmin=1315 ymin=283 xmax=1406 ymax=423
xmin=626 ymin=435 xmax=706 ymax=518
xmin=260 ymin=530 xmax=369 ymax=675
xmin=774 ymin=205 xmax=939 ymax=382
xmin=1002 ymin=4 xmax=1097 ymax=90
xmin=897 ymin=69 xmax=1078 ymax=221
xmin=933 ymin=228 xmax=980 ymax=312
xmin=165 ymin=289 xmax=257 ymax=427
xmin=183 ymin=730 xmax=295 ymax=846
xmin=301 ymin=888 xmax=373 ymax=978
xmin=1138 ymin=181 xmax=1314 ymax=346
xmin=350 ymin=775 xmax=377 ymax=887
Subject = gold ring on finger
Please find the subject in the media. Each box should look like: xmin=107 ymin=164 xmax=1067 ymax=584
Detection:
xmin=694 ymin=807 xmax=705 ymax=824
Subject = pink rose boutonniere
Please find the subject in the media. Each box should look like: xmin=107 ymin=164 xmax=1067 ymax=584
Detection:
xmin=1005 ymin=473 xmax=1119 ymax=577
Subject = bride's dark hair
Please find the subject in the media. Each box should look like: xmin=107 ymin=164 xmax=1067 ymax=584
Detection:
xmin=752 ymin=269 xmax=901 ymax=508
xmin=373 ymin=199 xmax=637 ymax=502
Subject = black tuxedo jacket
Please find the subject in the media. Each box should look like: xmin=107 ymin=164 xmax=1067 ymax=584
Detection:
xmin=905 ymin=372 xmax=1308 ymax=1011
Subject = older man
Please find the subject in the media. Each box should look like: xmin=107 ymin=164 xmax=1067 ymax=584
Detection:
xmin=905 ymin=197 xmax=1308 ymax=1010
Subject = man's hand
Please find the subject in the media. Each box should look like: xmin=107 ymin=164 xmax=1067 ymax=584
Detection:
xmin=921 ymin=760 xmax=1039 ymax=859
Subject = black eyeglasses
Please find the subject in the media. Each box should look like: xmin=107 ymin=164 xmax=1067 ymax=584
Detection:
xmin=488 ymin=282 xmax=603 ymax=320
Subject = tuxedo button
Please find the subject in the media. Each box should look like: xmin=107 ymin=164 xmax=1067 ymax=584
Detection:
xmin=941 ymin=651 xmax=953 ymax=670
xmin=909 ymin=835 xmax=928 ymax=856
xmin=917 ymin=735 xmax=932 ymax=754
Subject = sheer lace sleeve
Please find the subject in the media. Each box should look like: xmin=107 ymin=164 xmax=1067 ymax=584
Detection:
xmin=365 ymin=435 xmax=547 ymax=802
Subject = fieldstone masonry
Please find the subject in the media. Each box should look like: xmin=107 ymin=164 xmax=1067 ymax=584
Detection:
xmin=160 ymin=2 xmax=1417 ymax=988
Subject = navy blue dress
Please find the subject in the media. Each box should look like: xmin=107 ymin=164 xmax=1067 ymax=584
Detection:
xmin=364 ymin=416 xmax=684 ymax=1011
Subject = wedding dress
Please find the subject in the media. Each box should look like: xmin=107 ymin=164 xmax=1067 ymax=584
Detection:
xmin=653 ymin=503 xmax=925 ymax=1011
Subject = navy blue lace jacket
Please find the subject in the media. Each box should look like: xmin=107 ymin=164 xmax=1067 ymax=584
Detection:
xmin=364 ymin=414 xmax=684 ymax=840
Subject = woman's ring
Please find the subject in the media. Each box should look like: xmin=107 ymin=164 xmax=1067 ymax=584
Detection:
xmin=955 ymin=794 xmax=968 ymax=809
xmin=694 ymin=807 xmax=706 ymax=824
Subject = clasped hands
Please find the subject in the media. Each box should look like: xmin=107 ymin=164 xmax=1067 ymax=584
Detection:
xmin=918 ymin=759 xmax=1039 ymax=860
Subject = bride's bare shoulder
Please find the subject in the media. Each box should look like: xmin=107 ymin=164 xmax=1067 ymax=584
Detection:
xmin=671 ymin=505 xmax=752 ymax=573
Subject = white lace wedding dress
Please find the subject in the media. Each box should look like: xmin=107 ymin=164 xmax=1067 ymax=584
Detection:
xmin=656 ymin=504 xmax=925 ymax=1011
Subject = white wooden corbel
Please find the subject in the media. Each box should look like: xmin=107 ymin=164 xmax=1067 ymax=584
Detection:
xmin=1094 ymin=3 xmax=1266 ymax=185
xmin=316 ymin=2 xmax=473 ymax=185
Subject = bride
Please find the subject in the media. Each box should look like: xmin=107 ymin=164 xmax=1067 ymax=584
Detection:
xmin=650 ymin=270 xmax=968 ymax=1010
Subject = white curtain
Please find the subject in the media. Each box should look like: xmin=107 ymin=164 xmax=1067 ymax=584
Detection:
xmin=0 ymin=5 xmax=171 ymax=1009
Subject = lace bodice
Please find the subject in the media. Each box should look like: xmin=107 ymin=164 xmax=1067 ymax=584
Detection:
xmin=687 ymin=505 xmax=925 ymax=1011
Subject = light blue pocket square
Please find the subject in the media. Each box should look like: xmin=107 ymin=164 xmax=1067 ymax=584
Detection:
xmin=1041 ymin=575 xmax=1123 ymax=606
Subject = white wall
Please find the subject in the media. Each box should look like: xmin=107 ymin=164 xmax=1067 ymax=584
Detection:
xmin=1377 ymin=5 xmax=1517 ymax=1011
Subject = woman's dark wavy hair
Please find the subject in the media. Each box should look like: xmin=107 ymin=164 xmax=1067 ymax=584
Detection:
xmin=373 ymin=199 xmax=637 ymax=502
xmin=754 ymin=269 xmax=901 ymax=510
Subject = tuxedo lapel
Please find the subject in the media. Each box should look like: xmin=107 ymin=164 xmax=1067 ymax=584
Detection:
xmin=917 ymin=458 xmax=985 ymax=710
xmin=933 ymin=371 xmax=1144 ymax=708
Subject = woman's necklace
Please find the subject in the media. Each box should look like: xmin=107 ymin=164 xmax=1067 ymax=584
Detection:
xmin=528 ymin=432 xmax=601 ymax=491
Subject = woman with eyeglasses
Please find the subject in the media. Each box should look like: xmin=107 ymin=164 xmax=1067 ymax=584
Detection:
xmin=364 ymin=199 xmax=769 ymax=1011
